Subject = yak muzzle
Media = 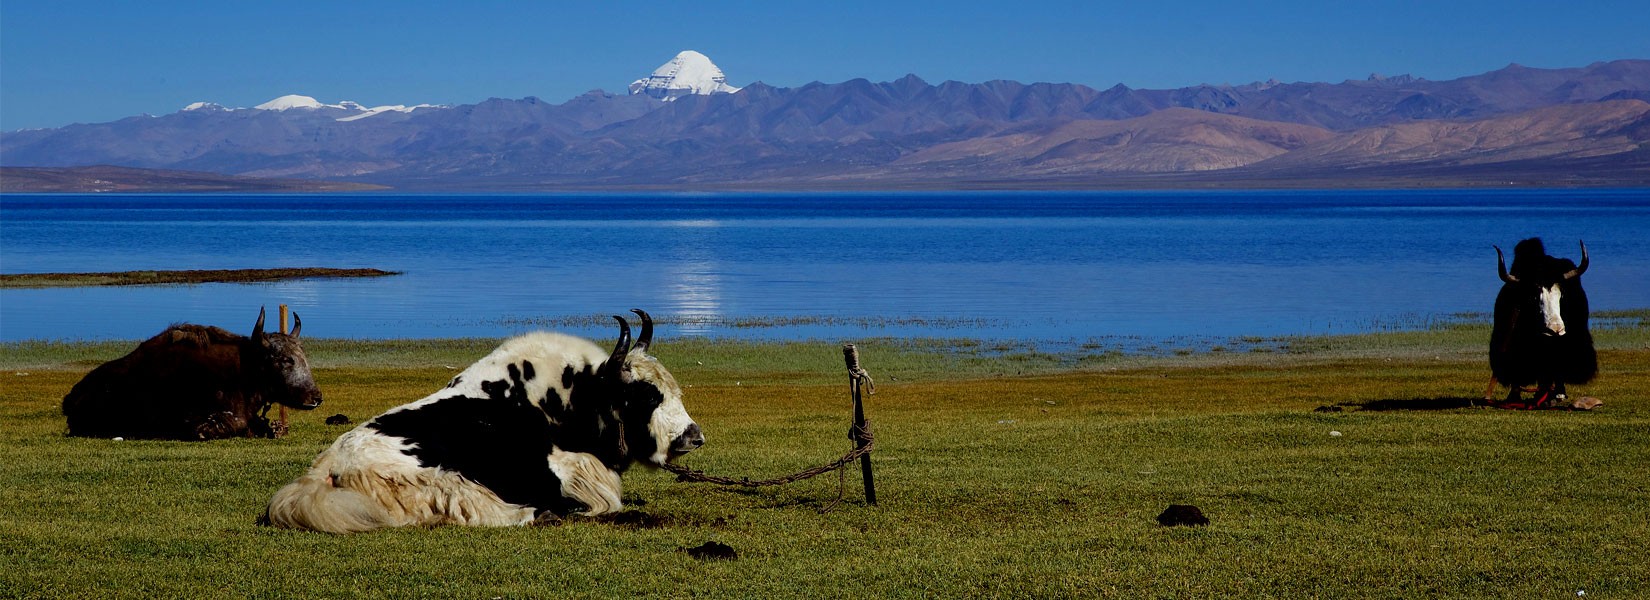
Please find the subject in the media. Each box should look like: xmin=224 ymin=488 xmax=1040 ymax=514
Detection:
xmin=285 ymin=389 xmax=324 ymax=410
xmin=671 ymin=423 xmax=705 ymax=454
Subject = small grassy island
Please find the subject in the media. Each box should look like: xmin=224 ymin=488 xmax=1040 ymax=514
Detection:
xmin=0 ymin=267 xmax=401 ymax=288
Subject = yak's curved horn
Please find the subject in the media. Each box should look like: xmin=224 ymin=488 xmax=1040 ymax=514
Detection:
xmin=631 ymin=309 xmax=653 ymax=351
xmin=1494 ymin=246 xmax=1518 ymax=284
xmin=608 ymin=315 xmax=633 ymax=366
xmin=1563 ymin=240 xmax=1589 ymax=280
xmin=290 ymin=312 xmax=302 ymax=338
xmin=253 ymin=306 xmax=268 ymax=339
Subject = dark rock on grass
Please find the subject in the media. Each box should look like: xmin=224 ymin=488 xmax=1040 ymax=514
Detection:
xmin=685 ymin=541 xmax=738 ymax=561
xmin=1157 ymin=504 xmax=1209 ymax=527
xmin=324 ymin=414 xmax=352 ymax=426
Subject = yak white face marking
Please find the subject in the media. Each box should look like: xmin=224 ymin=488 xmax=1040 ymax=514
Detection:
xmin=1540 ymin=284 xmax=1566 ymax=336
xmin=626 ymin=351 xmax=700 ymax=465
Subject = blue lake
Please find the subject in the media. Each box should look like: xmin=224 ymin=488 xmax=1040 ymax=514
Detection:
xmin=2 ymin=189 xmax=1647 ymax=343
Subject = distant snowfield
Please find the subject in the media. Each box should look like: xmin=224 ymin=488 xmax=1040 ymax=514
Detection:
xmin=179 ymin=94 xmax=445 ymax=122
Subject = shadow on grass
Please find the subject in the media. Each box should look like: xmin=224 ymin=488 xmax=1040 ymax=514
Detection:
xmin=1343 ymin=397 xmax=1602 ymax=412
xmin=1343 ymin=397 xmax=1483 ymax=411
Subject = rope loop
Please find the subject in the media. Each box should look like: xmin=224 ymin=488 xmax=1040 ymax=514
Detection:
xmin=850 ymin=366 xmax=876 ymax=395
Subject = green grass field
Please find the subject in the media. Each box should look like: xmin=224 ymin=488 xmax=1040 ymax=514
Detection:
xmin=2 ymin=319 xmax=1647 ymax=598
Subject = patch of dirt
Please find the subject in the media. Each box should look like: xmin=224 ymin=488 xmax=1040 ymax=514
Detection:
xmin=1157 ymin=504 xmax=1209 ymax=527
xmin=684 ymin=541 xmax=738 ymax=561
xmin=596 ymin=510 xmax=672 ymax=529
xmin=324 ymin=414 xmax=352 ymax=425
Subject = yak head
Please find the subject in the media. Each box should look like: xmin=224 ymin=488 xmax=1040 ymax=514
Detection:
xmin=250 ymin=307 xmax=323 ymax=410
xmin=597 ymin=309 xmax=703 ymax=467
xmin=1496 ymin=238 xmax=1589 ymax=337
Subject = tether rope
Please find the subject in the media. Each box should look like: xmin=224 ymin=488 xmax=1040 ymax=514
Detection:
xmin=659 ymin=357 xmax=877 ymax=512
xmin=658 ymin=420 xmax=874 ymax=488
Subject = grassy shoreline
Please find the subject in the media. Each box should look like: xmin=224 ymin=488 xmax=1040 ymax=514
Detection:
xmin=2 ymin=324 xmax=1646 ymax=597
xmin=4 ymin=310 xmax=1645 ymax=375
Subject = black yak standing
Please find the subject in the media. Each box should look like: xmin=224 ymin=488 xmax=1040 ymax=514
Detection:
xmin=62 ymin=307 xmax=323 ymax=439
xmin=1489 ymin=238 xmax=1597 ymax=407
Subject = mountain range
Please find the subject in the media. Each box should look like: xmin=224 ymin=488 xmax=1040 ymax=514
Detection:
xmin=3 ymin=55 xmax=1648 ymax=190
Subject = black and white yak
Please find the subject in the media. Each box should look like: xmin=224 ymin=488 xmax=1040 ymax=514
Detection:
xmin=265 ymin=310 xmax=703 ymax=533
xmin=62 ymin=307 xmax=322 ymax=440
xmin=1490 ymin=238 xmax=1597 ymax=407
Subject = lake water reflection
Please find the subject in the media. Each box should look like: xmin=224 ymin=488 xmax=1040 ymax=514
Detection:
xmin=2 ymin=190 xmax=1647 ymax=343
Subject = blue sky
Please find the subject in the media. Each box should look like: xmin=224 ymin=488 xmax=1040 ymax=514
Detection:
xmin=3 ymin=1 xmax=1647 ymax=130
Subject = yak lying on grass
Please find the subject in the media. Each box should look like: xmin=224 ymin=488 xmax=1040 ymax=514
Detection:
xmin=265 ymin=310 xmax=703 ymax=533
xmin=62 ymin=307 xmax=322 ymax=440
xmin=1490 ymin=238 xmax=1597 ymax=407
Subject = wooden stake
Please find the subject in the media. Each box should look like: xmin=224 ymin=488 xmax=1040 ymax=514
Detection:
xmin=277 ymin=304 xmax=289 ymax=436
xmin=842 ymin=344 xmax=876 ymax=505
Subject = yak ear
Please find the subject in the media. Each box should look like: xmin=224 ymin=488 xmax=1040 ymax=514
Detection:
xmin=252 ymin=306 xmax=267 ymax=340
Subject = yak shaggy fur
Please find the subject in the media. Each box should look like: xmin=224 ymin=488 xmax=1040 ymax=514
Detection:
xmin=1490 ymin=238 xmax=1597 ymax=393
xmin=265 ymin=329 xmax=699 ymax=534
xmin=61 ymin=309 xmax=320 ymax=440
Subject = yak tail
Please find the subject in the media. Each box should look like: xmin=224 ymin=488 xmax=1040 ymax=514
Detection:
xmin=265 ymin=471 xmax=393 ymax=534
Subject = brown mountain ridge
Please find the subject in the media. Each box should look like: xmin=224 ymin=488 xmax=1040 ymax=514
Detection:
xmin=3 ymin=60 xmax=1649 ymax=189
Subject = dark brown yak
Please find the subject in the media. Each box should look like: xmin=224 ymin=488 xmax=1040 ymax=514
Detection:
xmin=1489 ymin=238 xmax=1597 ymax=407
xmin=62 ymin=307 xmax=323 ymax=440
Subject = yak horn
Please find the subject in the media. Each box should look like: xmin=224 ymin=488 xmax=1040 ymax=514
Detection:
xmin=253 ymin=306 xmax=268 ymax=339
xmin=1563 ymin=240 xmax=1589 ymax=280
xmin=631 ymin=309 xmax=653 ymax=351
xmin=1494 ymin=246 xmax=1518 ymax=284
xmin=607 ymin=315 xmax=633 ymax=366
xmin=290 ymin=312 xmax=302 ymax=338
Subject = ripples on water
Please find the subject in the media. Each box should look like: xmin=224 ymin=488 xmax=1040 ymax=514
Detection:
xmin=2 ymin=189 xmax=1647 ymax=342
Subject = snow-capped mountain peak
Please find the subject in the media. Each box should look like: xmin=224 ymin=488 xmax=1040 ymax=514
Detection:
xmin=629 ymin=50 xmax=741 ymax=100
xmin=255 ymin=94 xmax=328 ymax=111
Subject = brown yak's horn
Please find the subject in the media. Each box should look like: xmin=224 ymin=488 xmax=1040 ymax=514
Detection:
xmin=631 ymin=308 xmax=653 ymax=351
xmin=290 ymin=312 xmax=302 ymax=338
xmin=1563 ymin=240 xmax=1589 ymax=280
xmin=253 ymin=306 xmax=268 ymax=339
xmin=1494 ymin=246 xmax=1518 ymax=284
xmin=607 ymin=315 xmax=633 ymax=366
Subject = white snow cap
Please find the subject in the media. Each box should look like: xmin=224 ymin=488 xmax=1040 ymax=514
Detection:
xmin=629 ymin=50 xmax=741 ymax=100
xmin=255 ymin=94 xmax=328 ymax=111
xmin=180 ymin=101 xmax=227 ymax=112
xmin=335 ymin=104 xmax=443 ymax=122
xmin=241 ymin=95 xmax=445 ymax=120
